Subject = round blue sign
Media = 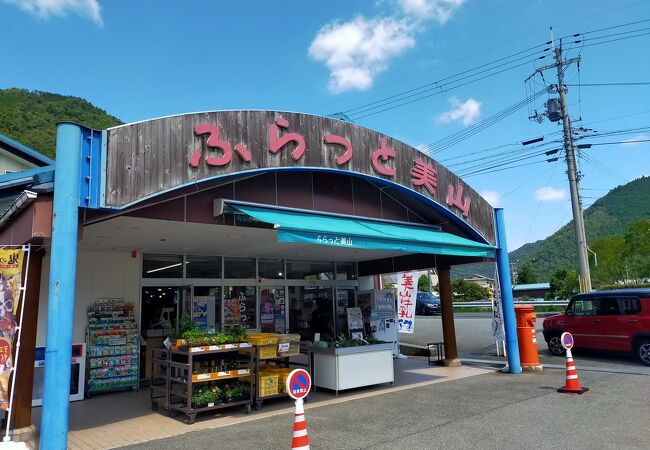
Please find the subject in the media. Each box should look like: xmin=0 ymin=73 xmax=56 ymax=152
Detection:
xmin=286 ymin=369 xmax=311 ymax=400
xmin=561 ymin=332 xmax=574 ymax=350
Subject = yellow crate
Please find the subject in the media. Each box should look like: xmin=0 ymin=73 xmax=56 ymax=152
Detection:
xmin=277 ymin=334 xmax=301 ymax=357
xmin=249 ymin=333 xmax=279 ymax=359
xmin=258 ymin=373 xmax=279 ymax=397
xmin=248 ymin=333 xmax=279 ymax=346
xmin=277 ymin=368 xmax=294 ymax=393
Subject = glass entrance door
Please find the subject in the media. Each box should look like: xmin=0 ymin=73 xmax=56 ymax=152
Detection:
xmin=260 ymin=287 xmax=287 ymax=333
xmin=335 ymin=288 xmax=357 ymax=337
xmin=289 ymin=286 xmax=334 ymax=341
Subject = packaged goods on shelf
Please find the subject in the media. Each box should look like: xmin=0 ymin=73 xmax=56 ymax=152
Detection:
xmin=86 ymin=299 xmax=139 ymax=394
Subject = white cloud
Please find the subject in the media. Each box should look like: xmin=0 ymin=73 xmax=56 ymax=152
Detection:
xmin=621 ymin=133 xmax=649 ymax=146
xmin=535 ymin=186 xmax=567 ymax=202
xmin=309 ymin=16 xmax=416 ymax=92
xmin=3 ymin=0 xmax=103 ymax=26
xmin=398 ymin=0 xmax=466 ymax=24
xmin=480 ymin=190 xmax=501 ymax=206
xmin=437 ymin=97 xmax=481 ymax=126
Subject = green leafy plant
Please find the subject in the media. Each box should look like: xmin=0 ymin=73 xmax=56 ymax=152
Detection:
xmin=179 ymin=312 xmax=198 ymax=335
xmin=182 ymin=329 xmax=206 ymax=347
xmin=191 ymin=387 xmax=217 ymax=408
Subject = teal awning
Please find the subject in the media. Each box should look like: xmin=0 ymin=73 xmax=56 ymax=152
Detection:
xmin=231 ymin=204 xmax=495 ymax=258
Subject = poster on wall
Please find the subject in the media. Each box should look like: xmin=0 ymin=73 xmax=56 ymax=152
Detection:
xmin=397 ymin=272 xmax=416 ymax=334
xmin=224 ymin=298 xmax=241 ymax=325
xmin=0 ymin=248 xmax=25 ymax=410
xmin=192 ymin=296 xmax=209 ymax=330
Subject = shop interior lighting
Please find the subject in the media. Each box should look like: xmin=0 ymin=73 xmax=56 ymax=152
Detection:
xmin=147 ymin=262 xmax=182 ymax=274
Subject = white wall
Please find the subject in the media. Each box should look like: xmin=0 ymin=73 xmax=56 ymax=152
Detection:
xmin=36 ymin=250 xmax=142 ymax=346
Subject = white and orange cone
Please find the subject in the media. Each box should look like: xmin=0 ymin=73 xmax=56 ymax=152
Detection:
xmin=291 ymin=398 xmax=310 ymax=450
xmin=557 ymin=348 xmax=589 ymax=395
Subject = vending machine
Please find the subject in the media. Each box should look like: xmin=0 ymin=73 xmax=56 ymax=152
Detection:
xmin=356 ymin=290 xmax=399 ymax=357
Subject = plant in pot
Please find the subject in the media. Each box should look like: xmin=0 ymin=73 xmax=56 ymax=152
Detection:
xmin=220 ymin=383 xmax=243 ymax=402
xmin=182 ymin=329 xmax=206 ymax=348
xmin=227 ymin=325 xmax=248 ymax=343
xmin=191 ymin=387 xmax=217 ymax=408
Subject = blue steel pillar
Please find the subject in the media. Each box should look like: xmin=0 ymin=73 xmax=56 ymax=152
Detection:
xmin=40 ymin=123 xmax=82 ymax=449
xmin=494 ymin=208 xmax=521 ymax=374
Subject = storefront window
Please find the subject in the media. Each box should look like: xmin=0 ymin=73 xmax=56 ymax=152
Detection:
xmin=260 ymin=287 xmax=286 ymax=333
xmin=223 ymin=286 xmax=257 ymax=330
xmin=186 ymin=256 xmax=222 ymax=278
xmin=192 ymin=286 xmax=222 ymax=332
xmin=335 ymin=262 xmax=357 ymax=280
xmin=286 ymin=260 xmax=334 ymax=280
xmin=258 ymin=258 xmax=285 ymax=279
xmin=142 ymin=254 xmax=183 ymax=278
xmin=224 ymin=257 xmax=256 ymax=279
xmin=289 ymin=286 xmax=333 ymax=340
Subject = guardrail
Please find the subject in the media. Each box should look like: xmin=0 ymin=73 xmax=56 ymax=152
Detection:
xmin=452 ymin=300 xmax=569 ymax=308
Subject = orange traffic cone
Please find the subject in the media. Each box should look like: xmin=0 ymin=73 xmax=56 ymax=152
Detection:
xmin=558 ymin=348 xmax=589 ymax=395
xmin=291 ymin=399 xmax=310 ymax=450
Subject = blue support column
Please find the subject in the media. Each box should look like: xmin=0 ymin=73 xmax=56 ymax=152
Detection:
xmin=40 ymin=123 xmax=82 ymax=449
xmin=494 ymin=208 xmax=521 ymax=374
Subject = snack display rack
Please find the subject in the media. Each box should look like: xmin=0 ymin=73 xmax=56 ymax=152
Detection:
xmin=86 ymin=299 xmax=139 ymax=396
xmin=167 ymin=343 xmax=254 ymax=424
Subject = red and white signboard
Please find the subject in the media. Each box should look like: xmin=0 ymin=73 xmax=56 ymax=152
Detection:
xmin=561 ymin=332 xmax=574 ymax=350
xmin=397 ymin=272 xmax=416 ymax=334
xmin=286 ymin=369 xmax=311 ymax=401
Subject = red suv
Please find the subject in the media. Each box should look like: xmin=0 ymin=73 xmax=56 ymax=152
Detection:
xmin=543 ymin=288 xmax=650 ymax=365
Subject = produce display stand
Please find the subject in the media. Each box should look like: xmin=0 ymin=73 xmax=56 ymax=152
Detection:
xmin=310 ymin=342 xmax=394 ymax=395
xmin=150 ymin=348 xmax=170 ymax=411
xmin=85 ymin=299 xmax=139 ymax=397
xmin=167 ymin=343 xmax=254 ymax=424
xmin=251 ymin=333 xmax=305 ymax=410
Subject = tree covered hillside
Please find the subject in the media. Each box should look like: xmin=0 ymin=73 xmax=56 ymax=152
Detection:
xmin=510 ymin=176 xmax=650 ymax=280
xmin=0 ymin=88 xmax=122 ymax=158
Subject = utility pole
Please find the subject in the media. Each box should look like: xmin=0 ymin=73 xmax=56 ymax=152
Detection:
xmin=527 ymin=37 xmax=592 ymax=292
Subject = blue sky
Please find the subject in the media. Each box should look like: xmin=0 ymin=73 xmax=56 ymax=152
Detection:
xmin=1 ymin=0 xmax=649 ymax=252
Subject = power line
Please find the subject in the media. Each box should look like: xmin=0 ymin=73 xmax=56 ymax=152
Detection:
xmin=348 ymin=56 xmax=549 ymax=119
xmin=420 ymin=90 xmax=547 ymax=155
xmin=566 ymin=82 xmax=650 ymax=86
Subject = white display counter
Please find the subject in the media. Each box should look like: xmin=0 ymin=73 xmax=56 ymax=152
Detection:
xmin=311 ymin=343 xmax=394 ymax=394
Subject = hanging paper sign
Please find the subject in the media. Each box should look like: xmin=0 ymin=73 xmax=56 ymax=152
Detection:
xmin=397 ymin=272 xmax=416 ymax=334
xmin=492 ymin=268 xmax=505 ymax=341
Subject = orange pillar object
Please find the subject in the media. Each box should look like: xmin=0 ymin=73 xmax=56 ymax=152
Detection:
xmin=514 ymin=305 xmax=543 ymax=371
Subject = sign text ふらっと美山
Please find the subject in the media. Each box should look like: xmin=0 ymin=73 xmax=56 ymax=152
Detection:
xmin=188 ymin=117 xmax=471 ymax=219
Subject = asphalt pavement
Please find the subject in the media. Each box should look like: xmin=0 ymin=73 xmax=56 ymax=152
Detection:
xmin=401 ymin=313 xmax=650 ymax=372
xmin=119 ymin=366 xmax=650 ymax=449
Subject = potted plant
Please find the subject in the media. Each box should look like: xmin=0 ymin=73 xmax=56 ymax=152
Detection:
xmin=191 ymin=387 xmax=217 ymax=408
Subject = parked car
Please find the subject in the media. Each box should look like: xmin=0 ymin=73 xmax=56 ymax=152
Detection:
xmin=416 ymin=292 xmax=441 ymax=315
xmin=542 ymin=288 xmax=650 ymax=365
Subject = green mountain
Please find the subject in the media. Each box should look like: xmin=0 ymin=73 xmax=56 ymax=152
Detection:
xmin=0 ymin=88 xmax=122 ymax=158
xmin=510 ymin=176 xmax=650 ymax=280
xmin=451 ymin=176 xmax=650 ymax=282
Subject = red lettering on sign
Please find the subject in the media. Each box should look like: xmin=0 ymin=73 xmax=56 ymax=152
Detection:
xmin=268 ymin=117 xmax=306 ymax=161
xmin=190 ymin=124 xmax=251 ymax=167
xmin=447 ymin=183 xmax=471 ymax=218
xmin=324 ymin=134 xmax=353 ymax=165
xmin=411 ymin=158 xmax=438 ymax=195
xmin=371 ymin=137 xmax=396 ymax=176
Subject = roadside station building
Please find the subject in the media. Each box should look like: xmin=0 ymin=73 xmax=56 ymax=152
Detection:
xmin=0 ymin=110 xmax=520 ymax=447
